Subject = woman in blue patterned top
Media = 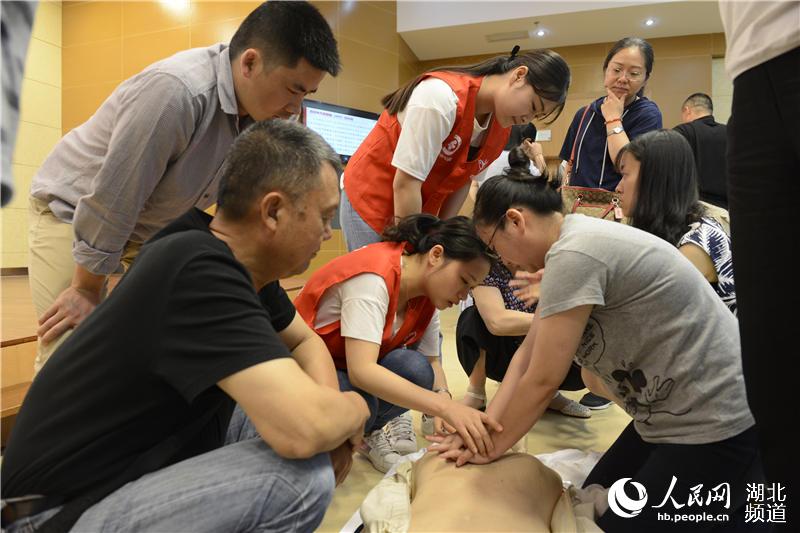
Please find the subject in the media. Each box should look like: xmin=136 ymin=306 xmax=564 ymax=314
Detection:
xmin=455 ymin=254 xmax=591 ymax=418
xmin=615 ymin=129 xmax=736 ymax=313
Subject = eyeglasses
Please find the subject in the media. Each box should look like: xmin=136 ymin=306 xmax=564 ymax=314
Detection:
xmin=486 ymin=217 xmax=505 ymax=259
xmin=607 ymin=65 xmax=645 ymax=82
xmin=531 ymin=93 xmax=547 ymax=120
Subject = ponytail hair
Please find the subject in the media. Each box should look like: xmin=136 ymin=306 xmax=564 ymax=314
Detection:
xmin=474 ymin=169 xmax=562 ymax=230
xmin=382 ymin=213 xmax=494 ymax=263
xmin=382 ymin=48 xmax=570 ymax=124
xmin=507 ymin=146 xmax=531 ymax=172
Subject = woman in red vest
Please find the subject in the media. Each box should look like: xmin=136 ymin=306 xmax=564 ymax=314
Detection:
xmin=294 ymin=214 xmax=501 ymax=473
xmin=340 ymin=46 xmax=570 ymax=253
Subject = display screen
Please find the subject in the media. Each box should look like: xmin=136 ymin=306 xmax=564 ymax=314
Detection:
xmin=302 ymin=99 xmax=380 ymax=163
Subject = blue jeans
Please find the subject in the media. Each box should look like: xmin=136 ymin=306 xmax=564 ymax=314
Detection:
xmin=339 ymin=188 xmax=381 ymax=252
xmin=337 ymin=348 xmax=434 ymax=433
xmin=4 ymin=407 xmax=334 ymax=532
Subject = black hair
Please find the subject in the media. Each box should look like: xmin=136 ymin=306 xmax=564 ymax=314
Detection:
xmin=382 ymin=214 xmax=494 ymax=264
xmin=603 ymin=37 xmax=654 ymax=97
xmin=615 ymin=129 xmax=706 ymax=246
xmin=683 ymin=92 xmax=713 ymax=114
xmin=507 ymin=146 xmax=531 ymax=171
xmin=229 ymin=1 xmax=340 ymax=76
xmin=382 ymin=48 xmax=570 ymax=124
xmin=473 ymin=169 xmax=562 ymax=230
xmin=504 ymin=123 xmax=538 ymax=150
xmin=217 ymin=120 xmax=342 ymax=220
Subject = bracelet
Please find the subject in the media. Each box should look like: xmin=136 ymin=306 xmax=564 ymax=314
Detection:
xmin=604 ymin=118 xmax=621 ymax=125
xmin=434 ymin=388 xmax=452 ymax=398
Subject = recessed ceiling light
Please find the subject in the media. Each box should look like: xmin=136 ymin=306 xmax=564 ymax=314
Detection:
xmin=645 ymin=18 xmax=655 ymax=26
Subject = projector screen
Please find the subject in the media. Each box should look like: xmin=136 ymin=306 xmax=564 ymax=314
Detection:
xmin=302 ymin=99 xmax=380 ymax=164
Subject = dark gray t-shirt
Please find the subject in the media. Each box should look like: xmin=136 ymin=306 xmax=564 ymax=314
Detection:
xmin=538 ymin=215 xmax=754 ymax=444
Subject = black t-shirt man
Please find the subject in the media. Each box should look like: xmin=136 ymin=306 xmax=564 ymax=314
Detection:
xmin=2 ymin=208 xmax=296 ymax=500
xmin=674 ymin=115 xmax=729 ymax=209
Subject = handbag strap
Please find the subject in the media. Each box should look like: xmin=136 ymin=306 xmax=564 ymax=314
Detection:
xmin=564 ymin=105 xmax=592 ymax=187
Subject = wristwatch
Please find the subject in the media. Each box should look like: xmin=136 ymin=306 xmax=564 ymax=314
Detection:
xmin=607 ymin=125 xmax=625 ymax=137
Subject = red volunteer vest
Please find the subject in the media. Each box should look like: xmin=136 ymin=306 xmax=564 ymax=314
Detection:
xmin=343 ymin=72 xmax=511 ymax=234
xmin=294 ymin=242 xmax=437 ymax=370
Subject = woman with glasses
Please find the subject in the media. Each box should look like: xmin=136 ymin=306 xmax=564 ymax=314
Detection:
xmin=456 ymin=154 xmax=590 ymax=420
xmin=340 ymin=47 xmax=571 ymax=253
xmin=339 ymin=46 xmax=570 ymax=458
xmin=558 ymin=37 xmax=663 ymax=193
xmin=431 ymin=171 xmax=763 ymax=531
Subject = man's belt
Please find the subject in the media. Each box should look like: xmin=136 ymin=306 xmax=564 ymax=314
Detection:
xmin=1 ymin=495 xmax=64 ymax=527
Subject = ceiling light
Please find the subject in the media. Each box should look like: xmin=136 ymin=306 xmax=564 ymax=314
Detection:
xmin=159 ymin=0 xmax=189 ymax=13
xmin=644 ymin=18 xmax=655 ymax=26
xmin=530 ymin=21 xmax=546 ymax=38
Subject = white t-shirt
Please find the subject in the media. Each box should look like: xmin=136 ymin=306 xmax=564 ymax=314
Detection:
xmin=314 ymin=272 xmax=440 ymax=358
xmin=719 ymin=0 xmax=800 ymax=80
xmin=391 ymin=78 xmax=491 ymax=184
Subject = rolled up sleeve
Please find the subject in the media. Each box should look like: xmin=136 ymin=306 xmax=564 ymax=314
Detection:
xmin=72 ymin=73 xmax=197 ymax=274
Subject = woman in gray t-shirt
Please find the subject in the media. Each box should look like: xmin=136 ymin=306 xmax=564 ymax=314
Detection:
xmin=431 ymin=170 xmax=764 ymax=530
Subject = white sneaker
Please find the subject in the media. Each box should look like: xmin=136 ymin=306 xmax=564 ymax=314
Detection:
xmin=385 ymin=412 xmax=417 ymax=454
xmin=420 ymin=413 xmax=435 ymax=437
xmin=358 ymin=428 xmax=402 ymax=473
xmin=549 ymin=392 xmax=592 ymax=418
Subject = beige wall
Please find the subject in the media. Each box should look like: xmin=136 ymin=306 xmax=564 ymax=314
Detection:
xmin=59 ymin=1 xmax=419 ymax=132
xmin=712 ymin=57 xmax=733 ymax=124
xmin=417 ymin=33 xmax=727 ymax=159
xmin=2 ymin=1 xmax=419 ymax=275
xmin=11 ymin=7 xmax=727 ymax=274
xmin=2 ymin=2 xmax=63 ymax=269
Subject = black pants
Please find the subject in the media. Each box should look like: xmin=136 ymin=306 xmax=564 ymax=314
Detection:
xmin=585 ymin=422 xmax=769 ymax=532
xmin=455 ymin=305 xmax=584 ymax=389
xmin=728 ymin=46 xmax=800 ymax=497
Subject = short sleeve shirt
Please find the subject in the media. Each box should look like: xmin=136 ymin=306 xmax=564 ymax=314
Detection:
xmin=538 ymin=215 xmax=754 ymax=444
xmin=1 ymin=209 xmax=295 ymax=499
xmin=679 ymin=216 xmax=736 ymax=314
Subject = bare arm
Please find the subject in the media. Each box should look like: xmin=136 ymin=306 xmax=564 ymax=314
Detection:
xmin=601 ymin=89 xmax=629 ymax=164
xmin=605 ymin=128 xmax=630 ymax=164
xmin=278 ymin=313 xmax=339 ymax=389
xmin=482 ymin=313 xmax=540 ymax=422
xmin=457 ymin=180 xmax=480 ymax=218
xmin=393 ymin=169 xmax=423 ymax=219
xmin=521 ymin=139 xmax=547 ymax=174
xmin=679 ymin=243 xmax=718 ymax=283
xmin=347 ymin=337 xmax=501 ymax=454
xmin=485 ymin=305 xmax=593 ymax=460
xmin=439 ymin=181 xmax=471 ymax=220
xmin=346 ymin=338 xmax=451 ymax=419
xmin=218 ymin=358 xmax=369 ymax=458
xmin=473 ymin=285 xmax=533 ymax=337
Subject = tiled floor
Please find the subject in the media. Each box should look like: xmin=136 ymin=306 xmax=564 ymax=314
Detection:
xmin=317 ymin=306 xmax=631 ymax=531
